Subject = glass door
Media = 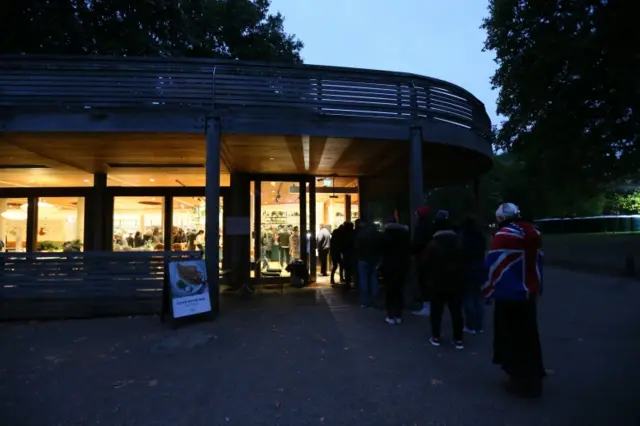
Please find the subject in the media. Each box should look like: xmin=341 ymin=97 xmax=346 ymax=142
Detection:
xmin=254 ymin=180 xmax=304 ymax=281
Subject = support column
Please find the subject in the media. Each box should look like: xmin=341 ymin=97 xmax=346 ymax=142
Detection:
xmin=163 ymin=196 xmax=173 ymax=250
xmin=300 ymin=179 xmax=307 ymax=267
xmin=205 ymin=118 xmax=221 ymax=314
xmin=0 ymin=199 xmax=6 ymax=250
xmin=345 ymin=194 xmax=352 ymax=222
xmin=228 ymin=172 xmax=250 ymax=287
xmin=25 ymin=196 xmax=38 ymax=252
xmin=87 ymin=173 xmax=107 ymax=250
xmin=309 ymin=178 xmax=317 ymax=283
xmin=473 ymin=178 xmax=481 ymax=217
xmin=76 ymin=197 xmax=85 ymax=244
xmin=358 ymin=177 xmax=371 ymax=222
xmin=409 ymin=126 xmax=424 ymax=232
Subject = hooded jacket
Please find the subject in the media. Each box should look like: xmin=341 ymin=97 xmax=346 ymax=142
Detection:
xmin=354 ymin=224 xmax=382 ymax=263
xmin=411 ymin=206 xmax=434 ymax=257
xmin=423 ymin=226 xmax=465 ymax=293
xmin=482 ymin=220 xmax=544 ymax=300
xmin=381 ymin=222 xmax=411 ymax=269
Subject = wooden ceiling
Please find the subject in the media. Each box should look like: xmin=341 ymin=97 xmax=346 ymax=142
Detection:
xmin=0 ymin=131 xmax=487 ymax=190
xmin=223 ymin=134 xmax=406 ymax=175
xmin=0 ymin=132 xmax=406 ymax=189
xmin=0 ymin=134 xmax=232 ymax=188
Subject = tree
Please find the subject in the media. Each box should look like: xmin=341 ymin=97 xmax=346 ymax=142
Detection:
xmin=0 ymin=0 xmax=303 ymax=63
xmin=482 ymin=0 xmax=639 ymax=191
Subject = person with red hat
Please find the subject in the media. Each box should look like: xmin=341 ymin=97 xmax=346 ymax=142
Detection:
xmin=411 ymin=205 xmax=435 ymax=316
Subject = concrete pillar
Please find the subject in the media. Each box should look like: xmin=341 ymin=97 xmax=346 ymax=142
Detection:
xmin=87 ymin=173 xmax=107 ymax=250
xmin=205 ymin=118 xmax=221 ymax=314
xmin=409 ymin=126 xmax=424 ymax=232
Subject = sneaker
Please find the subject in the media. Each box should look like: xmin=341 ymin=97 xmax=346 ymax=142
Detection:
xmin=454 ymin=341 xmax=464 ymax=350
xmin=385 ymin=317 xmax=396 ymax=325
xmin=463 ymin=327 xmax=477 ymax=335
xmin=412 ymin=303 xmax=431 ymax=316
xmin=429 ymin=337 xmax=441 ymax=347
xmin=394 ymin=318 xmax=403 ymax=325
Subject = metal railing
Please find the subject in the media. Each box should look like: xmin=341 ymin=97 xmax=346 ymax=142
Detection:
xmin=0 ymin=55 xmax=492 ymax=139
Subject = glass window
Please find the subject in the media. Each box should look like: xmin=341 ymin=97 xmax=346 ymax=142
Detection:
xmin=0 ymin=198 xmax=28 ymax=252
xmin=113 ymin=197 xmax=165 ymax=251
xmin=171 ymin=196 xmax=222 ymax=266
xmin=35 ymin=197 xmax=85 ymax=252
xmin=258 ymin=181 xmax=300 ymax=278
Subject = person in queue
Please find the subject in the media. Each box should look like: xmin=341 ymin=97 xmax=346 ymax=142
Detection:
xmin=460 ymin=215 xmax=487 ymax=334
xmin=412 ymin=205 xmax=435 ymax=316
xmin=424 ymin=210 xmax=466 ymax=349
xmin=316 ymin=224 xmax=331 ymax=276
xmin=483 ymin=202 xmax=546 ymax=398
xmin=340 ymin=221 xmax=356 ymax=289
xmin=354 ymin=219 xmax=382 ymax=308
xmin=330 ymin=224 xmax=344 ymax=285
xmin=380 ymin=215 xmax=411 ymax=324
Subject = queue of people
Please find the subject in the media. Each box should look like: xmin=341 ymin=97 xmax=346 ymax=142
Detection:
xmin=326 ymin=202 xmax=544 ymax=399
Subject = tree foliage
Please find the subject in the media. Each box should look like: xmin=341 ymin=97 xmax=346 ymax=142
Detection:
xmin=482 ymin=0 xmax=639 ymax=190
xmin=0 ymin=0 xmax=303 ymax=63
xmin=604 ymin=190 xmax=640 ymax=215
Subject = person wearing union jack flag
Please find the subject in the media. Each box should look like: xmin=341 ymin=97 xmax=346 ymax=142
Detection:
xmin=483 ymin=202 xmax=546 ymax=398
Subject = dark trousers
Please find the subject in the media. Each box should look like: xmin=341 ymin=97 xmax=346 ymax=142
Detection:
xmin=430 ymin=291 xmax=464 ymax=341
xmin=342 ymin=253 xmax=354 ymax=286
xmin=383 ymin=265 xmax=407 ymax=318
xmin=416 ymin=259 xmax=432 ymax=303
xmin=279 ymin=246 xmax=290 ymax=267
xmin=330 ymin=251 xmax=343 ymax=282
xmin=319 ymin=248 xmax=329 ymax=275
xmin=493 ymin=300 xmax=545 ymax=392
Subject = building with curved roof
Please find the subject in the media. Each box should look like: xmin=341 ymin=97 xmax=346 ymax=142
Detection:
xmin=0 ymin=56 xmax=492 ymax=318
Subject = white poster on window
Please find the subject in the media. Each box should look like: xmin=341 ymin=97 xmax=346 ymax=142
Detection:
xmin=167 ymin=260 xmax=212 ymax=318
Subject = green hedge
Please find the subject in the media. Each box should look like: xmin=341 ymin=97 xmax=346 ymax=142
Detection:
xmin=535 ymin=215 xmax=640 ymax=234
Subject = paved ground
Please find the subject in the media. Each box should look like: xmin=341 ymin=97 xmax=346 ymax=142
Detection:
xmin=1 ymin=267 xmax=640 ymax=426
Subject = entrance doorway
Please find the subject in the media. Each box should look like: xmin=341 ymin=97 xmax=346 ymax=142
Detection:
xmin=309 ymin=177 xmax=359 ymax=284
xmin=248 ymin=176 xmax=359 ymax=288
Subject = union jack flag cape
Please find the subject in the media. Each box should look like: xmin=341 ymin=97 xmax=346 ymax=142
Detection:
xmin=482 ymin=221 xmax=544 ymax=300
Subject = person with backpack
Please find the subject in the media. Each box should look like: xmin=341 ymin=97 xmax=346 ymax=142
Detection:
xmin=424 ymin=210 xmax=465 ymax=349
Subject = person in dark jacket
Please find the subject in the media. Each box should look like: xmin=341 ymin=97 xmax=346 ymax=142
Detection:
xmin=316 ymin=224 xmax=331 ymax=276
xmin=412 ymin=205 xmax=435 ymax=316
xmin=460 ymin=215 xmax=487 ymax=334
xmin=381 ymin=216 xmax=411 ymax=324
xmin=424 ymin=212 xmax=465 ymax=349
xmin=329 ymin=224 xmax=344 ymax=284
xmin=354 ymin=221 xmax=382 ymax=307
xmin=340 ymin=222 xmax=356 ymax=289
